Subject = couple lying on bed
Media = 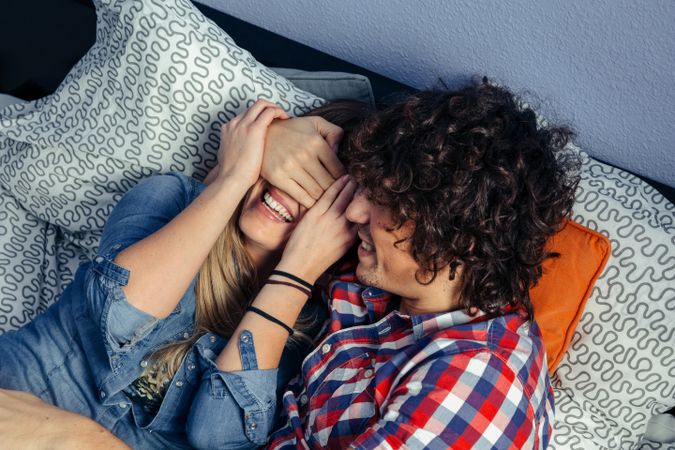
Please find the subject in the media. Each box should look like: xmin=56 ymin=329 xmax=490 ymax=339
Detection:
xmin=0 ymin=81 xmax=579 ymax=449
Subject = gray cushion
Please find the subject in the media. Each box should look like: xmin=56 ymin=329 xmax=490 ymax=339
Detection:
xmin=0 ymin=93 xmax=25 ymax=109
xmin=272 ymin=67 xmax=374 ymax=107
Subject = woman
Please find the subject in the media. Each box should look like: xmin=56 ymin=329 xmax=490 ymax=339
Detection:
xmin=0 ymin=99 xmax=366 ymax=449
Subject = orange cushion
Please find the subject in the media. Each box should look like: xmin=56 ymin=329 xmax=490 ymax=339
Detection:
xmin=530 ymin=220 xmax=611 ymax=373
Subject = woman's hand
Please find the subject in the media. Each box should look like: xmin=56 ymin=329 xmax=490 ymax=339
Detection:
xmin=215 ymin=100 xmax=289 ymax=188
xmin=277 ymin=175 xmax=357 ymax=283
xmin=261 ymin=116 xmax=345 ymax=208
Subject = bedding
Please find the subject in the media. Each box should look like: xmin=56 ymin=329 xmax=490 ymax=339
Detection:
xmin=549 ymin=152 xmax=674 ymax=450
xmin=0 ymin=0 xmax=673 ymax=448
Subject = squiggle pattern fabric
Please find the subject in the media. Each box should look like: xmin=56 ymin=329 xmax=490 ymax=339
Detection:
xmin=549 ymin=152 xmax=674 ymax=450
xmin=0 ymin=0 xmax=321 ymax=331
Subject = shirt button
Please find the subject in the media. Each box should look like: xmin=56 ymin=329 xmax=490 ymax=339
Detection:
xmin=175 ymin=380 xmax=184 ymax=387
xmin=187 ymin=363 xmax=196 ymax=371
xmin=321 ymin=343 xmax=332 ymax=354
xmin=209 ymin=335 xmax=216 ymax=343
xmin=94 ymin=256 xmax=104 ymax=263
xmin=299 ymin=394 xmax=308 ymax=405
xmin=364 ymin=369 xmax=374 ymax=378
xmin=140 ymin=360 xmax=148 ymax=368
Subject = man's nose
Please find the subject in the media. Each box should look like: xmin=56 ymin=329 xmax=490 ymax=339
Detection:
xmin=345 ymin=190 xmax=369 ymax=224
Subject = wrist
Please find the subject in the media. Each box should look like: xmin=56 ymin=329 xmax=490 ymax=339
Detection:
xmin=212 ymin=171 xmax=253 ymax=198
xmin=274 ymin=259 xmax=320 ymax=287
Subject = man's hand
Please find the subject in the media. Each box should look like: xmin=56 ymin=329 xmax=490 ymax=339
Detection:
xmin=0 ymin=389 xmax=130 ymax=450
xmin=262 ymin=116 xmax=345 ymax=208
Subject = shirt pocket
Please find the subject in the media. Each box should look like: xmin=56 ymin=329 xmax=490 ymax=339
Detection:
xmin=308 ymin=352 xmax=378 ymax=449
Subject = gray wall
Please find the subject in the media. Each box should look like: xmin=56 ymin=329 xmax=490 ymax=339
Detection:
xmin=197 ymin=0 xmax=675 ymax=187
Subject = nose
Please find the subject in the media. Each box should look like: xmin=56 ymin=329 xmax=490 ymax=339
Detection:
xmin=345 ymin=189 xmax=370 ymax=225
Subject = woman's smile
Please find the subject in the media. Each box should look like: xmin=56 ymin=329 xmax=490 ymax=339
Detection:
xmin=258 ymin=187 xmax=295 ymax=223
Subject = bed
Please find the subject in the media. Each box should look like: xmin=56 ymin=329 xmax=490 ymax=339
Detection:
xmin=0 ymin=0 xmax=673 ymax=449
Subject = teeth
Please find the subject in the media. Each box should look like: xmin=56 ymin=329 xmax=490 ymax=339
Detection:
xmin=360 ymin=240 xmax=374 ymax=252
xmin=263 ymin=192 xmax=293 ymax=222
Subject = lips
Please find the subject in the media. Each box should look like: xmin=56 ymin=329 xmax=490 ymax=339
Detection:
xmin=268 ymin=187 xmax=296 ymax=217
xmin=257 ymin=184 xmax=299 ymax=224
xmin=358 ymin=231 xmax=375 ymax=253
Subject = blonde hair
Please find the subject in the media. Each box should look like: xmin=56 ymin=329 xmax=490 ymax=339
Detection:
xmin=144 ymin=202 xmax=317 ymax=388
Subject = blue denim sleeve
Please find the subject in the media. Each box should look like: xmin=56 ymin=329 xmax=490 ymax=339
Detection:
xmin=186 ymin=331 xmax=279 ymax=449
xmin=86 ymin=172 xmax=203 ymax=353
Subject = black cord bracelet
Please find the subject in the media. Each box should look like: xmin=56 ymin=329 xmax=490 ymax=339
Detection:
xmin=266 ymin=279 xmax=312 ymax=297
xmin=270 ymin=270 xmax=313 ymax=290
xmin=246 ymin=305 xmax=294 ymax=335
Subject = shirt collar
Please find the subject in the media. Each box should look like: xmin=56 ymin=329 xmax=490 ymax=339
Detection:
xmin=360 ymin=286 xmax=394 ymax=322
xmin=407 ymin=308 xmax=489 ymax=339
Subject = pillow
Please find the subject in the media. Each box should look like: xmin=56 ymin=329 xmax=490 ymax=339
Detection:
xmin=548 ymin=152 xmax=675 ymax=450
xmin=0 ymin=0 xmax=327 ymax=333
xmin=0 ymin=94 xmax=23 ymax=110
xmin=530 ymin=219 xmax=611 ymax=373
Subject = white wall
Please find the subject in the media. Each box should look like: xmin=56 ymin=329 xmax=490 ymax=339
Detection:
xmin=197 ymin=0 xmax=675 ymax=187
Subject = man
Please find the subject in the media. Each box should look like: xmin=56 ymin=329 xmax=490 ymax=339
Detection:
xmin=267 ymin=81 xmax=579 ymax=449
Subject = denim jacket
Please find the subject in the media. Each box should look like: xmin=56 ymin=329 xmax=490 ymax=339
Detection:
xmin=0 ymin=172 xmax=311 ymax=449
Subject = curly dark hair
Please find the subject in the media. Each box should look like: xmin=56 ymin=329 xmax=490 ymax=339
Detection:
xmin=344 ymin=81 xmax=581 ymax=318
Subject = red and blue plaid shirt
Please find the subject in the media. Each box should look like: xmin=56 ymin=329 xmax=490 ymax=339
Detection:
xmin=267 ymin=268 xmax=554 ymax=449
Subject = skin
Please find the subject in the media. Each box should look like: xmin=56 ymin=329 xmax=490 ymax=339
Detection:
xmin=345 ymin=188 xmax=462 ymax=315
xmin=0 ymin=389 xmax=129 ymax=450
xmin=236 ymin=178 xmax=307 ymax=273
xmin=204 ymin=115 xmax=346 ymax=209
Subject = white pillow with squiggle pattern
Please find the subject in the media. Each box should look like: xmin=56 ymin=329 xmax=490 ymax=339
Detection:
xmin=549 ymin=152 xmax=675 ymax=450
xmin=0 ymin=0 xmax=322 ymax=332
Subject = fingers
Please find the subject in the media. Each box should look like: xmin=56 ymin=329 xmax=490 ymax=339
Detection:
xmin=293 ymin=169 xmax=325 ymax=201
xmin=312 ymin=116 xmax=344 ymax=152
xmin=305 ymin=157 xmax=338 ymax=191
xmin=329 ymin=179 xmax=357 ymax=216
xmin=254 ymin=107 xmax=289 ymax=129
xmin=318 ymin=146 xmax=346 ymax=179
xmin=312 ymin=175 xmax=350 ymax=215
xmin=241 ymin=99 xmax=287 ymax=125
xmin=282 ymin=180 xmax=317 ymax=209
xmin=311 ymin=117 xmax=346 ymax=178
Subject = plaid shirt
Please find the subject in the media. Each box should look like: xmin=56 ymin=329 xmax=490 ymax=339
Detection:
xmin=267 ymin=268 xmax=554 ymax=449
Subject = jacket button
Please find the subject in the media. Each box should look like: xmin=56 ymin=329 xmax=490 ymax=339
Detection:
xmin=187 ymin=363 xmax=196 ymax=371
xmin=94 ymin=256 xmax=104 ymax=263
xmin=364 ymin=369 xmax=374 ymax=378
xmin=209 ymin=335 xmax=216 ymax=343
xmin=119 ymin=402 xmax=128 ymax=408
xmin=241 ymin=334 xmax=250 ymax=343
xmin=299 ymin=394 xmax=308 ymax=405
xmin=321 ymin=343 xmax=332 ymax=354
xmin=140 ymin=360 xmax=148 ymax=368
xmin=175 ymin=380 xmax=184 ymax=387
xmin=183 ymin=332 xmax=190 ymax=339
xmin=248 ymin=421 xmax=257 ymax=430
xmin=100 ymin=390 xmax=106 ymax=399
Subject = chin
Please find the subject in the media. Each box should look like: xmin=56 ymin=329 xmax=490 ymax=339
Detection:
xmin=355 ymin=264 xmax=379 ymax=288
